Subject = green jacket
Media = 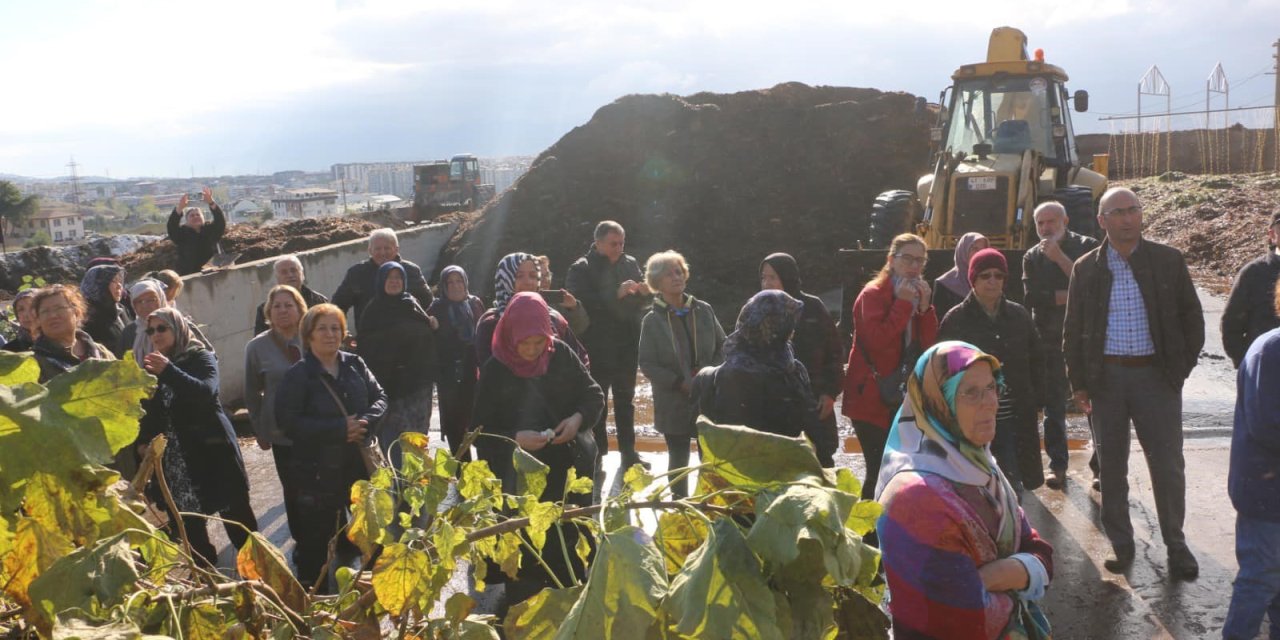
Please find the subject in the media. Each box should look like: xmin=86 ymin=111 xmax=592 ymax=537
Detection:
xmin=638 ymin=295 xmax=726 ymax=435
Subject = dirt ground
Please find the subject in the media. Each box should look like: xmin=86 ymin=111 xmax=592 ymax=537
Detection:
xmin=1121 ymin=172 xmax=1280 ymax=293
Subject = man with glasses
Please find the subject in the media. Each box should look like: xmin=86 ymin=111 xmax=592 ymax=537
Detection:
xmin=1023 ymin=202 xmax=1100 ymax=490
xmin=1222 ymin=211 xmax=1280 ymax=369
xmin=1063 ymin=187 xmax=1204 ymax=579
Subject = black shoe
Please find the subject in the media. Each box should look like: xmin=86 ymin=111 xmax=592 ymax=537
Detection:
xmin=1045 ymin=469 xmax=1065 ymax=490
xmin=1104 ymin=546 xmax=1135 ymax=573
xmin=620 ymin=453 xmax=650 ymax=471
xmin=1168 ymin=546 xmax=1199 ymax=580
xmin=1091 ymin=476 xmax=1101 ymax=492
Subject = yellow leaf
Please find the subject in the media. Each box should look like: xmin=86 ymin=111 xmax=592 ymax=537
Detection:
xmin=432 ymin=520 xmax=468 ymax=572
xmin=236 ymin=532 xmax=308 ymax=612
xmin=564 ymin=468 xmax=594 ymax=496
xmin=0 ymin=518 xmax=74 ymax=607
xmin=656 ymin=512 xmax=709 ymax=575
xmin=182 ymin=603 xmax=229 ymax=640
xmin=0 ymin=352 xmax=40 ymax=387
xmin=372 ymin=543 xmax=431 ymax=616
xmin=22 ymin=472 xmax=113 ymax=547
xmin=347 ymin=481 xmax=394 ymax=559
xmin=522 ymin=501 xmax=562 ymax=552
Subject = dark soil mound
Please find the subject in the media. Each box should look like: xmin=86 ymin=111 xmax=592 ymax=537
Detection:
xmin=442 ymin=82 xmax=931 ymax=317
xmin=119 ymin=210 xmax=410 ymax=276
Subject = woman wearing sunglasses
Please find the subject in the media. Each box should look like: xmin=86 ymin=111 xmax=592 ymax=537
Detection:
xmin=136 ymin=308 xmax=258 ymax=568
xmin=938 ymin=248 xmax=1046 ymax=493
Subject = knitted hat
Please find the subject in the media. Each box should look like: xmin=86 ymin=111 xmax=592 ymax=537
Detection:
xmin=968 ymin=248 xmax=1008 ymax=286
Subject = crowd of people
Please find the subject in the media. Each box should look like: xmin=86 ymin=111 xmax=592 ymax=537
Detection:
xmin=3 ymin=187 xmax=1280 ymax=639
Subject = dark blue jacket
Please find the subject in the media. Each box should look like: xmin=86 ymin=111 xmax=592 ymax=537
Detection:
xmin=1231 ymin=328 xmax=1280 ymax=521
xmin=137 ymin=348 xmax=248 ymax=514
xmin=276 ymin=351 xmax=387 ymax=500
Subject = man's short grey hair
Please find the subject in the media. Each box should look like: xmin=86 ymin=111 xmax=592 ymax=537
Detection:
xmin=369 ymin=228 xmax=399 ymax=247
xmin=594 ymin=220 xmax=625 ymax=241
xmin=1033 ymin=201 xmax=1067 ymax=219
xmin=274 ymin=255 xmax=304 ymax=275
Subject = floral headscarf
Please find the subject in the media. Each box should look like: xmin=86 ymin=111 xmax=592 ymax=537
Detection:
xmin=876 ymin=340 xmax=1019 ymax=556
xmin=491 ymin=292 xmax=555 ymax=378
xmin=722 ymin=290 xmax=813 ymax=405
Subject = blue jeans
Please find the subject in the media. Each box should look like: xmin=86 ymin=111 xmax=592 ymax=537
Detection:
xmin=1224 ymin=514 xmax=1280 ymax=639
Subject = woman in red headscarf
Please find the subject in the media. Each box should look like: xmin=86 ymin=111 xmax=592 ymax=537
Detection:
xmin=471 ymin=292 xmax=605 ymax=608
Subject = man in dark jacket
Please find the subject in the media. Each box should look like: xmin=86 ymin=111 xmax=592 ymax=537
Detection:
xmin=330 ymin=228 xmax=432 ymax=330
xmin=565 ymin=221 xmax=652 ymax=470
xmin=1222 ymin=212 xmax=1280 ymax=368
xmin=1023 ymin=201 xmax=1100 ymax=489
xmin=1224 ymin=322 xmax=1280 ymax=639
xmin=1063 ymin=187 xmax=1204 ymax=579
xmin=167 ymin=188 xmax=227 ymax=275
xmin=253 ymin=255 xmax=329 ymax=335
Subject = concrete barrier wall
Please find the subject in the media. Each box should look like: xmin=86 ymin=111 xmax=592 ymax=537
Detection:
xmin=177 ymin=220 xmax=458 ymax=409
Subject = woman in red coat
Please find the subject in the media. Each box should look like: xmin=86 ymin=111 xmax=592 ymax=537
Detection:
xmin=842 ymin=233 xmax=938 ymax=500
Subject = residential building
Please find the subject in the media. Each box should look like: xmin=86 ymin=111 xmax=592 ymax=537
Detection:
xmin=270 ymin=188 xmax=339 ymax=219
xmin=7 ymin=206 xmax=86 ymax=244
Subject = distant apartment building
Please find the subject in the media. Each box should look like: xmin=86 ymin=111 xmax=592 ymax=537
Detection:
xmin=270 ymin=188 xmax=339 ymax=219
xmin=8 ymin=208 xmax=86 ymax=244
xmin=333 ymin=162 xmax=418 ymax=200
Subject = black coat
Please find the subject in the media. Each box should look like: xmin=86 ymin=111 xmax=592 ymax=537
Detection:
xmin=564 ymin=248 xmax=649 ymax=369
xmin=356 ymin=296 xmax=436 ymax=399
xmin=254 ymin=285 xmax=329 ymax=336
xmin=32 ymin=331 xmax=114 ymax=383
xmin=427 ymin=295 xmax=486 ymax=386
xmin=82 ymin=299 xmax=129 ymax=357
xmin=692 ymin=362 xmax=827 ymax=451
xmin=167 ymin=204 xmax=227 ymax=275
xmin=938 ymin=294 xmax=1046 ymax=411
xmin=275 ymin=351 xmax=387 ymax=504
xmin=136 ymin=349 xmax=248 ymax=514
xmin=471 ymin=341 xmax=604 ymax=586
xmin=331 ymin=257 xmax=432 ymax=323
xmin=1021 ymin=231 xmax=1100 ymax=346
xmin=1222 ymin=252 xmax=1280 ymax=367
xmin=792 ymin=292 xmax=845 ymax=399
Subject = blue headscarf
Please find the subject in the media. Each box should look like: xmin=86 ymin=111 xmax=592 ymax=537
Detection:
xmin=439 ymin=265 xmax=480 ymax=344
xmin=358 ymin=261 xmax=430 ymax=333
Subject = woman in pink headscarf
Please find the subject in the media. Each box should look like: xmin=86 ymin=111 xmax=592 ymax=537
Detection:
xmin=471 ymin=292 xmax=604 ymax=608
xmin=932 ymin=232 xmax=989 ymax=319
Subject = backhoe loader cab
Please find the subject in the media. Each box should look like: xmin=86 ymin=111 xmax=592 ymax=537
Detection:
xmin=843 ymin=27 xmax=1106 ymax=341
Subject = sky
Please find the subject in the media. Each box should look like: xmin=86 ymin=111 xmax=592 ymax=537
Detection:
xmin=2 ymin=0 xmax=1278 ymax=179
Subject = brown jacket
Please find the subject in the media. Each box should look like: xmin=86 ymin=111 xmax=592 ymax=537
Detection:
xmin=1063 ymin=238 xmax=1204 ymax=394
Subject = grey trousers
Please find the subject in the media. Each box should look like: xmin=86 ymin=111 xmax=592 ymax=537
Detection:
xmin=1091 ymin=363 xmax=1187 ymax=550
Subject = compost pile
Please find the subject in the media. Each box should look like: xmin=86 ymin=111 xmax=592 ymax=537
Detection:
xmin=119 ymin=210 xmax=410 ymax=276
xmin=443 ymin=82 xmax=932 ymax=316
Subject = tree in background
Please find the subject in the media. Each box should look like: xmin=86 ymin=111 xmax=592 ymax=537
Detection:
xmin=135 ymin=195 xmax=160 ymax=220
xmin=0 ymin=180 xmax=40 ymax=247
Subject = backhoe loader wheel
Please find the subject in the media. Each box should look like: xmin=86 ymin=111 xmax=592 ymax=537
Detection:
xmin=868 ymin=190 xmax=916 ymax=249
xmin=1050 ymin=186 xmax=1098 ymax=239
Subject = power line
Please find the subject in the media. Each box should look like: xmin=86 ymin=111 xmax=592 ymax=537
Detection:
xmin=1098 ymin=103 xmax=1275 ymax=121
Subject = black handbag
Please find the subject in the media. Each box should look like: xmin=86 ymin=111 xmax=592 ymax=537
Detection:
xmin=854 ymin=326 xmax=916 ymax=409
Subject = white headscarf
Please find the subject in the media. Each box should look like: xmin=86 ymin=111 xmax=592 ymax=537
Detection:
xmin=129 ymin=279 xmax=169 ymax=367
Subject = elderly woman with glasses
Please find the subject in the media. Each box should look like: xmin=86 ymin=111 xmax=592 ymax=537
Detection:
xmin=30 ymin=285 xmax=115 ymax=383
xmin=876 ymin=341 xmax=1053 ymax=640
xmin=938 ymin=248 xmax=1046 ymax=493
xmin=136 ymin=308 xmax=258 ymax=568
xmin=842 ymin=233 xmax=938 ymax=501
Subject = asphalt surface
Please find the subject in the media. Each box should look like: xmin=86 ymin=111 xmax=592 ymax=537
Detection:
xmin=199 ymin=286 xmax=1255 ymax=638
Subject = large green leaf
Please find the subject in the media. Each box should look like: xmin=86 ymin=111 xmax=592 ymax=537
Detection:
xmin=746 ymin=481 xmax=863 ymax=584
xmin=556 ymin=526 xmax=667 ymax=639
xmin=236 ymin=532 xmax=308 ymax=612
xmin=28 ymin=534 xmax=139 ymax=635
xmin=0 ymin=351 xmax=40 ymax=386
xmin=773 ymin=540 xmax=838 ymax=640
xmin=41 ymin=359 xmax=154 ymax=465
xmin=696 ymin=418 xmax=825 ymax=491
xmin=663 ymin=519 xmax=784 ymax=640
xmin=347 ymin=480 xmax=395 ymax=558
xmin=504 ymin=585 xmax=583 ymax=640
xmin=1 ymin=517 xmax=75 ymax=608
